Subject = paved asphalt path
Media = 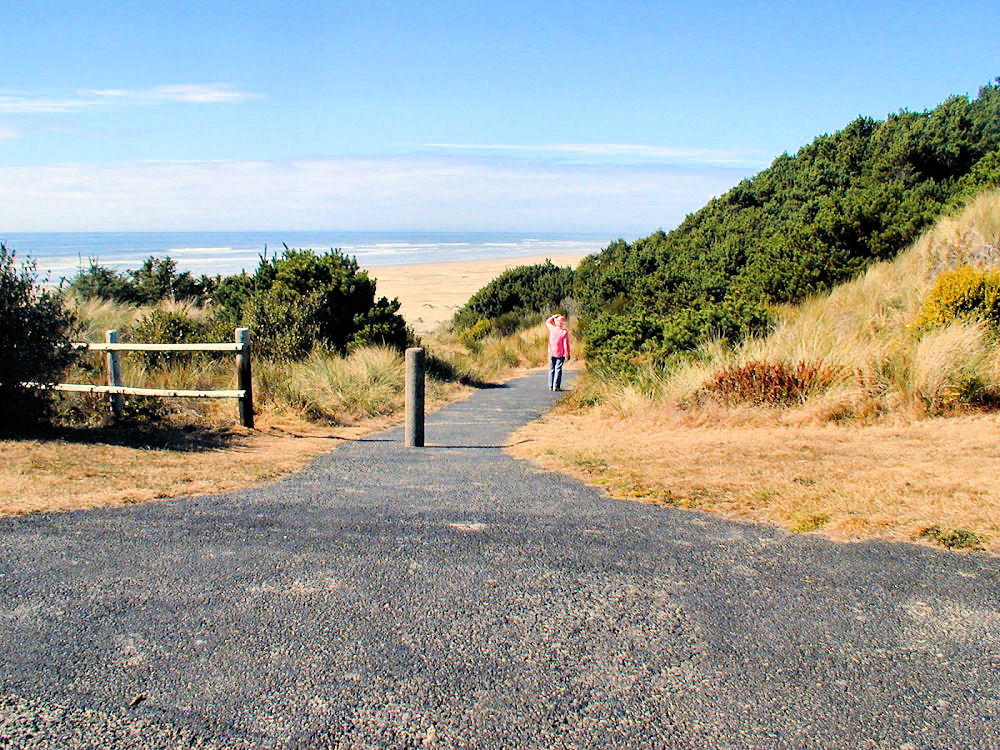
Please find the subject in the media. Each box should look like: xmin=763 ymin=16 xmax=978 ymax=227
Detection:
xmin=2 ymin=370 xmax=1000 ymax=748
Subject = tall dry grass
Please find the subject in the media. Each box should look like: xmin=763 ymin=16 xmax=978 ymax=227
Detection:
xmin=258 ymin=346 xmax=407 ymax=424
xmin=424 ymin=321 xmax=551 ymax=383
xmin=66 ymin=293 xmax=213 ymax=342
xmin=582 ymin=189 xmax=1000 ymax=421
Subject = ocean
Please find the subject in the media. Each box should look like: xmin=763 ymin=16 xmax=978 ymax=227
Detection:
xmin=0 ymin=231 xmax=610 ymax=281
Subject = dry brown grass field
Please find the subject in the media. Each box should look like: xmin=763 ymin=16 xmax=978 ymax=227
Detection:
xmin=509 ymin=405 xmax=1000 ymax=552
xmin=0 ymin=413 xmax=388 ymax=516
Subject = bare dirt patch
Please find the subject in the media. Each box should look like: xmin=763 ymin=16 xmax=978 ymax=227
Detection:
xmin=508 ymin=406 xmax=1000 ymax=552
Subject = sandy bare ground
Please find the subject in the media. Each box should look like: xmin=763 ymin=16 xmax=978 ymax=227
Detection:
xmin=366 ymin=253 xmax=588 ymax=335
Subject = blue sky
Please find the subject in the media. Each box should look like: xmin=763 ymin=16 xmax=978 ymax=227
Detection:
xmin=0 ymin=0 xmax=997 ymax=233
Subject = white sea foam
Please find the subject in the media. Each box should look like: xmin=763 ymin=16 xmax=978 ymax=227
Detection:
xmin=14 ymin=231 xmax=610 ymax=280
xmin=164 ymin=246 xmax=237 ymax=255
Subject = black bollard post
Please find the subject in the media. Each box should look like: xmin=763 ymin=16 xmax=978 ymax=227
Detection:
xmin=405 ymin=347 xmax=425 ymax=447
xmin=235 ymin=327 xmax=254 ymax=429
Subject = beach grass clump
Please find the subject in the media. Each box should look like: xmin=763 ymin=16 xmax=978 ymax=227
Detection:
xmin=907 ymin=321 xmax=997 ymax=411
xmin=257 ymin=346 xmax=405 ymax=424
xmin=67 ymin=295 xmax=141 ymax=341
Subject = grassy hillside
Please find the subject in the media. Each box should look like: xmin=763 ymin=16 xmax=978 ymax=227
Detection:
xmin=578 ymin=82 xmax=1000 ymax=370
xmin=511 ymin=191 xmax=1000 ymax=552
xmin=578 ymin=189 xmax=1000 ymax=419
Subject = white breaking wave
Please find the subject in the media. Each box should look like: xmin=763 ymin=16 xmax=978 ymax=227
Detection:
xmin=16 ymin=231 xmax=610 ymax=280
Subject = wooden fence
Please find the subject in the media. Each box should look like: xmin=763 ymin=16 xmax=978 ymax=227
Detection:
xmin=31 ymin=327 xmax=254 ymax=428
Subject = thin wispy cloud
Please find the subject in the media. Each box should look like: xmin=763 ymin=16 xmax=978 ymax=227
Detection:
xmin=424 ymin=142 xmax=764 ymax=167
xmin=0 ymin=125 xmax=20 ymax=140
xmin=89 ymin=84 xmax=262 ymax=104
xmin=0 ymin=84 xmax=260 ymax=114
xmin=0 ymin=155 xmax=752 ymax=233
xmin=0 ymin=95 xmax=92 ymax=114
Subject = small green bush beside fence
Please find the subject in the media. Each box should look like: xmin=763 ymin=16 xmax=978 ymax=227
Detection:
xmin=0 ymin=244 xmax=78 ymax=430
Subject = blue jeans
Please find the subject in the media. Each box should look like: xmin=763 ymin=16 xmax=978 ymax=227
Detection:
xmin=548 ymin=356 xmax=565 ymax=390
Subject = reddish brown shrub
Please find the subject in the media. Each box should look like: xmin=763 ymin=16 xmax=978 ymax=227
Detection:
xmin=701 ymin=360 xmax=842 ymax=407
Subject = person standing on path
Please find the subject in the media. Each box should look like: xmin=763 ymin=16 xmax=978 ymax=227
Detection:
xmin=545 ymin=313 xmax=571 ymax=391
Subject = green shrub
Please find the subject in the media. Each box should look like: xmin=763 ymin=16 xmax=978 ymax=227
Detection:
xmin=240 ymin=287 xmax=320 ymax=361
xmin=0 ymin=244 xmax=78 ymax=430
xmin=583 ymin=313 xmax=672 ymax=372
xmin=349 ymin=294 xmax=412 ymax=352
xmin=459 ymin=318 xmax=493 ymax=345
xmin=915 ymin=266 xmax=1000 ymax=331
xmin=453 ymin=260 xmax=574 ymax=332
xmin=68 ymin=260 xmax=131 ymax=301
xmin=127 ymin=307 xmax=208 ymax=368
xmin=584 ymin=300 xmax=770 ymax=372
xmin=947 ymin=149 xmax=1000 ymax=209
xmin=69 ymin=256 xmax=215 ymax=305
xmin=243 ymin=247 xmax=408 ymax=359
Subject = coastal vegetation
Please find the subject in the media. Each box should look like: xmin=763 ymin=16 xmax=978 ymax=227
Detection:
xmin=1 ymin=244 xmax=558 ymax=514
xmin=451 ymin=260 xmax=575 ymax=339
xmin=512 ymin=190 xmax=1000 ymax=552
xmin=577 ymin=81 xmax=1000 ymax=371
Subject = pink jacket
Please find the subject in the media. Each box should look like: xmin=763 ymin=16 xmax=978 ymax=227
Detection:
xmin=545 ymin=316 xmax=570 ymax=358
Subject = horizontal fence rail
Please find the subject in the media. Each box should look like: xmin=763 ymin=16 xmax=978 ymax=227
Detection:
xmin=27 ymin=383 xmax=246 ymax=399
xmin=27 ymin=327 xmax=255 ymax=427
xmin=72 ymin=342 xmax=247 ymax=352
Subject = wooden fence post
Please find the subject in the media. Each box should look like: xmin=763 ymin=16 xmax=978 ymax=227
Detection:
xmin=106 ymin=330 xmax=123 ymax=418
xmin=405 ymin=347 xmax=425 ymax=447
xmin=235 ymin=328 xmax=254 ymax=428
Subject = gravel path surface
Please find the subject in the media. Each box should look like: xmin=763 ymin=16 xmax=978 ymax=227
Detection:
xmin=2 ymin=370 xmax=999 ymax=748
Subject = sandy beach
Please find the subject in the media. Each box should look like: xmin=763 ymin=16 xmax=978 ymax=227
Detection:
xmin=365 ymin=253 xmax=589 ymax=335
